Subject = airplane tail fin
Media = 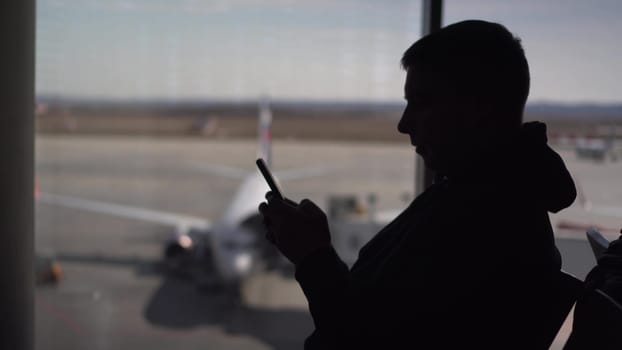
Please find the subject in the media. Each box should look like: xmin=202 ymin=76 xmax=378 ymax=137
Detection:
xmin=257 ymin=96 xmax=273 ymax=167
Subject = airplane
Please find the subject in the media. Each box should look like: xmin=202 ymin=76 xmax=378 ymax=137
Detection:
xmin=37 ymin=97 xmax=299 ymax=292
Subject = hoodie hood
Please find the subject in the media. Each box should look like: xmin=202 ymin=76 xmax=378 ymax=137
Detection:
xmin=509 ymin=121 xmax=577 ymax=213
xmin=448 ymin=121 xmax=577 ymax=213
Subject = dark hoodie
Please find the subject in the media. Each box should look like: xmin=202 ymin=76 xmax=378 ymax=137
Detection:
xmin=295 ymin=122 xmax=577 ymax=349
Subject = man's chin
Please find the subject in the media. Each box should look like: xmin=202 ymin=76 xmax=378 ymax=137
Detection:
xmin=416 ymin=150 xmax=435 ymax=169
xmin=415 ymin=145 xmax=424 ymax=155
xmin=415 ymin=147 xmax=428 ymax=159
xmin=416 ymin=151 xmax=439 ymax=172
xmin=423 ymin=158 xmax=437 ymax=171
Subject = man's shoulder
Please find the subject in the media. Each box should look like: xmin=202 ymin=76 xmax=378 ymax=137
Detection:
xmin=436 ymin=180 xmax=549 ymax=245
xmin=447 ymin=178 xmax=535 ymax=211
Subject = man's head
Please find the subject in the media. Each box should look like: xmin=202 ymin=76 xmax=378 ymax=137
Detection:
xmin=398 ymin=20 xmax=530 ymax=175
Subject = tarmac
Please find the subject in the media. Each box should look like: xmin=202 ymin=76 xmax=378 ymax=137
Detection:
xmin=35 ymin=135 xmax=622 ymax=349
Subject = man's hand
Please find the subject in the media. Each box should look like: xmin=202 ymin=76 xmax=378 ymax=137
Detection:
xmin=259 ymin=192 xmax=331 ymax=265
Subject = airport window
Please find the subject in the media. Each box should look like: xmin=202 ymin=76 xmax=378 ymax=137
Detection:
xmin=35 ymin=1 xmax=621 ymax=349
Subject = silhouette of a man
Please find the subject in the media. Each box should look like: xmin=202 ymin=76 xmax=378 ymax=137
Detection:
xmin=260 ymin=20 xmax=576 ymax=349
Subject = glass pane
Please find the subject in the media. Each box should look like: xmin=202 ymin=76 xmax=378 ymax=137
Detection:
xmin=35 ymin=1 xmax=622 ymax=349
xmin=35 ymin=1 xmax=419 ymax=349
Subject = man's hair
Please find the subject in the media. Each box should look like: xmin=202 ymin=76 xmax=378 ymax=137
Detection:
xmin=401 ymin=20 xmax=530 ymax=127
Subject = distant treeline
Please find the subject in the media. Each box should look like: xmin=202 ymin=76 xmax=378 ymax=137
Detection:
xmin=35 ymin=97 xmax=622 ymax=141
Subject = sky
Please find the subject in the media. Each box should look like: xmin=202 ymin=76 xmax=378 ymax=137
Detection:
xmin=36 ymin=0 xmax=622 ymax=104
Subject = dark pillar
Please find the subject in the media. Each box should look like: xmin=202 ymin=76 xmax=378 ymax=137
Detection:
xmin=415 ymin=0 xmax=443 ymax=196
xmin=0 ymin=1 xmax=35 ymax=349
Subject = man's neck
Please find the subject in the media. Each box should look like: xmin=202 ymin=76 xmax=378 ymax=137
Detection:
xmin=445 ymin=128 xmax=521 ymax=182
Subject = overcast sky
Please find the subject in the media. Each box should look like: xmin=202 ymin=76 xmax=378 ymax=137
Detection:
xmin=36 ymin=0 xmax=622 ymax=103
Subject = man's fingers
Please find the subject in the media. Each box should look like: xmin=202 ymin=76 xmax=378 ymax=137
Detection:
xmin=260 ymin=201 xmax=278 ymax=244
xmin=299 ymin=198 xmax=313 ymax=208
xmin=259 ymin=199 xmax=286 ymax=217
xmin=259 ymin=202 xmax=274 ymax=234
xmin=284 ymin=198 xmax=298 ymax=207
xmin=269 ymin=198 xmax=298 ymax=214
xmin=266 ymin=191 xmax=298 ymax=207
xmin=299 ymin=198 xmax=323 ymax=216
xmin=258 ymin=201 xmax=268 ymax=214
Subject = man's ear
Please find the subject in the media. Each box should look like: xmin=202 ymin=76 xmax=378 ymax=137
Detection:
xmin=472 ymin=100 xmax=496 ymax=129
xmin=460 ymin=99 xmax=487 ymax=127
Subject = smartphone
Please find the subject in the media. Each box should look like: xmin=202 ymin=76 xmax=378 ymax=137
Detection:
xmin=256 ymin=158 xmax=284 ymax=200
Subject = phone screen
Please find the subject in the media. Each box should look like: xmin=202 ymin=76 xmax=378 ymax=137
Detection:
xmin=256 ymin=158 xmax=284 ymax=200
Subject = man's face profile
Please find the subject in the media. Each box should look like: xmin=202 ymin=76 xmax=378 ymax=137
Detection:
xmin=398 ymin=66 xmax=465 ymax=174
